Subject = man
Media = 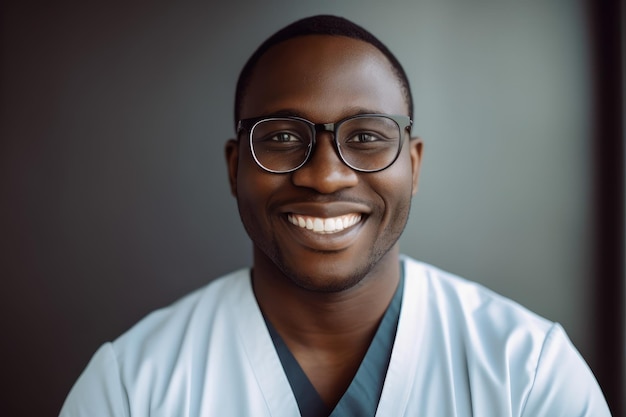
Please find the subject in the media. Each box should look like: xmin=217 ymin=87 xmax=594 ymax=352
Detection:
xmin=60 ymin=15 xmax=611 ymax=416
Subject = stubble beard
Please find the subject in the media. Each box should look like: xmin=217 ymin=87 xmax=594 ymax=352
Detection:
xmin=241 ymin=197 xmax=413 ymax=294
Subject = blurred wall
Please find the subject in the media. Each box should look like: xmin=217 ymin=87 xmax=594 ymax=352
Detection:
xmin=0 ymin=1 xmax=616 ymax=415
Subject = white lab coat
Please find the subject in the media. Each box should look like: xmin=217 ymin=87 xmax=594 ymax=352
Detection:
xmin=60 ymin=256 xmax=611 ymax=416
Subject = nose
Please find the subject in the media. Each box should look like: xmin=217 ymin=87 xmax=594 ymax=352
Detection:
xmin=291 ymin=132 xmax=358 ymax=193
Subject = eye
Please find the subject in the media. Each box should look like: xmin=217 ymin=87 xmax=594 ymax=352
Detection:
xmin=346 ymin=132 xmax=381 ymax=143
xmin=270 ymin=132 xmax=301 ymax=143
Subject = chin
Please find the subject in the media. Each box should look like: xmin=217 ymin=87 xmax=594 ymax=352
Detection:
xmin=277 ymin=255 xmax=372 ymax=294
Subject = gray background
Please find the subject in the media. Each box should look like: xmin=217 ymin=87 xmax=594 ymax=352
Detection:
xmin=0 ymin=1 xmax=621 ymax=415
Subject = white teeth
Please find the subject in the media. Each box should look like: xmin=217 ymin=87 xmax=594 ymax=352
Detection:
xmin=287 ymin=213 xmax=362 ymax=234
xmin=324 ymin=218 xmax=335 ymax=232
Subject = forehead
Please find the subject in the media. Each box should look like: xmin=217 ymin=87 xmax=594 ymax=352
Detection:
xmin=240 ymin=35 xmax=408 ymax=122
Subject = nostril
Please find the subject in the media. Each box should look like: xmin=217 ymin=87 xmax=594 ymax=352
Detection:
xmin=291 ymin=160 xmax=358 ymax=193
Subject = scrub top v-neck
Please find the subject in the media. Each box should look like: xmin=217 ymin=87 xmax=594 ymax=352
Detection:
xmin=264 ymin=271 xmax=404 ymax=417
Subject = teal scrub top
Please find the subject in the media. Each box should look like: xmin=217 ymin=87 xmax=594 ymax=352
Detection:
xmin=265 ymin=271 xmax=404 ymax=417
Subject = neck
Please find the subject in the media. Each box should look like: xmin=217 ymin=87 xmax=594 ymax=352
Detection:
xmin=252 ymin=246 xmax=401 ymax=350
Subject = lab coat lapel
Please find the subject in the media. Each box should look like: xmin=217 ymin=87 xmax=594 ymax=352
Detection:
xmin=375 ymin=258 xmax=427 ymax=416
xmin=233 ymin=271 xmax=301 ymax=417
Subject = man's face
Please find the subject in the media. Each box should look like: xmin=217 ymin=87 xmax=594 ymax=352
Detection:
xmin=227 ymin=35 xmax=422 ymax=292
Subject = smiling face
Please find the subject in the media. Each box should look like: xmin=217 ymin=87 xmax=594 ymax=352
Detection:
xmin=226 ymin=35 xmax=422 ymax=293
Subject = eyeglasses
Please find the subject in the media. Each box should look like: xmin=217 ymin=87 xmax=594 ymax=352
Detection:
xmin=236 ymin=114 xmax=412 ymax=173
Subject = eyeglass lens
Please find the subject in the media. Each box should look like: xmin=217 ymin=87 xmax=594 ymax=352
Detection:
xmin=250 ymin=116 xmax=402 ymax=173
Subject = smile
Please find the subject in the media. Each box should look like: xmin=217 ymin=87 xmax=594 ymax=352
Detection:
xmin=287 ymin=213 xmax=362 ymax=234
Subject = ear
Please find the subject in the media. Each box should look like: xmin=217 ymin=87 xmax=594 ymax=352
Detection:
xmin=225 ymin=139 xmax=240 ymax=197
xmin=409 ymin=137 xmax=423 ymax=195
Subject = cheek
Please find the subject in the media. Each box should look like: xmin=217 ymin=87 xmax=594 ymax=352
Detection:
xmin=376 ymin=153 xmax=416 ymax=202
xmin=235 ymin=166 xmax=275 ymax=243
xmin=369 ymin=153 xmax=415 ymax=236
xmin=235 ymin=157 xmax=284 ymax=212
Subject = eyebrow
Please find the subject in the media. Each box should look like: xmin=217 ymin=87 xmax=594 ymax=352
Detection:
xmin=256 ymin=107 xmax=389 ymax=121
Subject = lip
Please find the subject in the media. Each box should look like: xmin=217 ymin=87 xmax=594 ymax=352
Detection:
xmin=280 ymin=201 xmax=371 ymax=217
xmin=279 ymin=201 xmax=370 ymax=251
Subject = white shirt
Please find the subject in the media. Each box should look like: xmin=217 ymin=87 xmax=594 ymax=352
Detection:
xmin=60 ymin=256 xmax=611 ymax=416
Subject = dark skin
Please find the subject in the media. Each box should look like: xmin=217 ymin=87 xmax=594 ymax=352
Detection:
xmin=225 ymin=35 xmax=423 ymax=409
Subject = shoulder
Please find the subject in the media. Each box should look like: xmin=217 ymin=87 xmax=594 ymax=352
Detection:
xmin=399 ymin=255 xmax=610 ymax=416
xmin=112 ymin=268 xmax=251 ymax=359
xmin=401 ymin=255 xmax=553 ymax=336
xmin=60 ymin=268 xmax=268 ymax=416
xmin=401 ymin=255 xmax=554 ymax=375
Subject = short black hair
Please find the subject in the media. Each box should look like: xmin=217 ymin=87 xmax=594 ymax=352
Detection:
xmin=234 ymin=15 xmax=413 ymax=126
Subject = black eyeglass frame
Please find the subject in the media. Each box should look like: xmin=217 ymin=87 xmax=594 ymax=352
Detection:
xmin=236 ymin=113 xmax=413 ymax=174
